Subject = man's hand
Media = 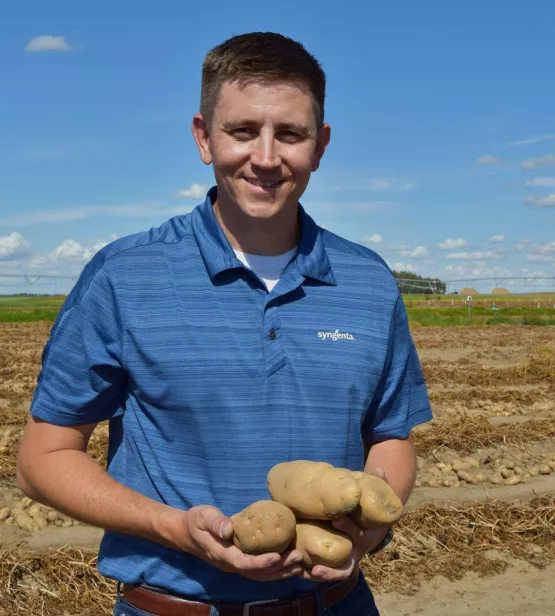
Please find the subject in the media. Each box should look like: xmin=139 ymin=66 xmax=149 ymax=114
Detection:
xmin=181 ymin=505 xmax=305 ymax=582
xmin=295 ymin=468 xmax=391 ymax=583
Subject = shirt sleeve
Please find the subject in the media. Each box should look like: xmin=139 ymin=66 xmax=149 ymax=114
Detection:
xmin=30 ymin=264 xmax=127 ymax=426
xmin=362 ymin=294 xmax=433 ymax=442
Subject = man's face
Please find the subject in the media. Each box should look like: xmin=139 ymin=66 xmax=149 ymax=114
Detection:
xmin=193 ymin=79 xmax=330 ymax=222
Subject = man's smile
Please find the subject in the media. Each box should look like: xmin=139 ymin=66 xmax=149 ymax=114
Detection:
xmin=243 ymin=176 xmax=284 ymax=189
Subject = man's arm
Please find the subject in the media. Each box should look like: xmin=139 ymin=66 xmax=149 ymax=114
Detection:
xmin=16 ymin=416 xmax=183 ymax=548
xmin=363 ymin=434 xmax=417 ymax=504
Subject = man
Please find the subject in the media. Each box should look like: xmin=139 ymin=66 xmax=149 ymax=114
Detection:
xmin=17 ymin=32 xmax=432 ymax=615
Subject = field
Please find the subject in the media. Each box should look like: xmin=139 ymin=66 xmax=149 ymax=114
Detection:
xmin=0 ymin=301 xmax=554 ymax=615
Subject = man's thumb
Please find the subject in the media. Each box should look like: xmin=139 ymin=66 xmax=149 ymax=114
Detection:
xmin=217 ymin=518 xmax=233 ymax=540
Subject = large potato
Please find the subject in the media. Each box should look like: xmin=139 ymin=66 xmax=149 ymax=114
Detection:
xmin=350 ymin=471 xmax=403 ymax=529
xmin=294 ymin=521 xmax=352 ymax=568
xmin=231 ymin=500 xmax=296 ymax=555
xmin=267 ymin=461 xmax=361 ymax=519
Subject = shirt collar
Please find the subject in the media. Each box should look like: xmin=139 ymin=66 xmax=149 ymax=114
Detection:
xmin=192 ymin=186 xmax=336 ymax=286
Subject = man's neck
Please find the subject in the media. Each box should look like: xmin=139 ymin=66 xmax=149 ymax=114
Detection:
xmin=212 ymin=200 xmax=299 ymax=256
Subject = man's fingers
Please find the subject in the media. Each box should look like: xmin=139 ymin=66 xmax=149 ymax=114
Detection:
xmin=305 ymin=557 xmax=355 ymax=582
xmin=332 ymin=516 xmax=365 ymax=541
xmin=280 ymin=549 xmax=304 ymax=568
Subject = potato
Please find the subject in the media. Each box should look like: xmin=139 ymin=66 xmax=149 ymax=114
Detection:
xmin=230 ymin=500 xmax=296 ymax=555
xmin=538 ymin=464 xmax=552 ymax=475
xmin=349 ymin=472 xmax=403 ymax=529
xmin=267 ymin=461 xmax=361 ymax=519
xmin=504 ymin=475 xmax=522 ymax=486
xmin=0 ymin=507 xmax=10 ymax=521
xmin=294 ymin=521 xmax=352 ymax=568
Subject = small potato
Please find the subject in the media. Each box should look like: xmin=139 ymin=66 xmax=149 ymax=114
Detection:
xmin=527 ymin=466 xmax=540 ymax=477
xmin=548 ymin=460 xmax=555 ymax=471
xmin=504 ymin=475 xmax=522 ymax=486
xmin=426 ymin=478 xmax=442 ymax=488
xmin=28 ymin=504 xmax=43 ymax=519
xmin=231 ymin=501 xmax=296 ymax=555
xmin=46 ymin=511 xmax=59 ymax=523
xmin=0 ymin=507 xmax=10 ymax=521
xmin=267 ymin=461 xmax=361 ymax=519
xmin=538 ymin=464 xmax=552 ymax=475
xmin=457 ymin=471 xmax=478 ymax=484
xmin=294 ymin=521 xmax=352 ymax=568
xmin=13 ymin=509 xmax=35 ymax=532
xmin=500 ymin=468 xmax=514 ymax=479
xmin=350 ymin=472 xmax=403 ymax=529
xmin=33 ymin=513 xmax=48 ymax=531
xmin=489 ymin=473 xmax=503 ymax=485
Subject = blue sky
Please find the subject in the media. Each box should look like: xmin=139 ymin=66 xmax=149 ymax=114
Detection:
xmin=1 ymin=0 xmax=555 ymax=294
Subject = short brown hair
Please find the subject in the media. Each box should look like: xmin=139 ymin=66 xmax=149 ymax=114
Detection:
xmin=200 ymin=32 xmax=326 ymax=127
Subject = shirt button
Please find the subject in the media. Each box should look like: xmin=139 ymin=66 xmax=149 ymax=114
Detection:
xmin=268 ymin=329 xmax=277 ymax=340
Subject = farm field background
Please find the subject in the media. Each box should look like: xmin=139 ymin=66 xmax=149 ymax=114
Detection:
xmin=0 ymin=298 xmax=554 ymax=614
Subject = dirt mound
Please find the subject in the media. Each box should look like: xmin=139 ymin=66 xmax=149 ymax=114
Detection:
xmin=492 ymin=287 xmax=511 ymax=295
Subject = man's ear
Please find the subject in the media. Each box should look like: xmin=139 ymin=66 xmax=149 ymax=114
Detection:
xmin=311 ymin=123 xmax=331 ymax=172
xmin=191 ymin=114 xmax=213 ymax=165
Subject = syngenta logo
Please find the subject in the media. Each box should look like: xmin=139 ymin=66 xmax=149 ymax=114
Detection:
xmin=318 ymin=329 xmax=355 ymax=341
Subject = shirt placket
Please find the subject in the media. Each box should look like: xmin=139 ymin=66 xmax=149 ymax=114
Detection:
xmin=261 ymin=266 xmax=305 ymax=378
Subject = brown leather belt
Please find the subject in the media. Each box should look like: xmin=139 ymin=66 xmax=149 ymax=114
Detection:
xmin=122 ymin=572 xmax=358 ymax=616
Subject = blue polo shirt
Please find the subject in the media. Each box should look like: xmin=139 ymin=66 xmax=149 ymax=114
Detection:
xmin=30 ymin=187 xmax=432 ymax=602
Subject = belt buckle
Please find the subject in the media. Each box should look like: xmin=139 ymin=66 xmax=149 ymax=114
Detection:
xmin=243 ymin=598 xmax=280 ymax=616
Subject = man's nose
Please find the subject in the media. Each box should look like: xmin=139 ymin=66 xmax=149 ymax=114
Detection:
xmin=251 ymin=133 xmax=281 ymax=169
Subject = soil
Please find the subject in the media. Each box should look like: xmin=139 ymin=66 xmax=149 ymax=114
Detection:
xmin=0 ymin=322 xmax=554 ymax=615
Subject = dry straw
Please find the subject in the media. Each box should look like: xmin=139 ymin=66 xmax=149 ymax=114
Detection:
xmin=413 ymin=413 xmax=555 ymax=457
xmin=0 ymin=498 xmax=553 ymax=614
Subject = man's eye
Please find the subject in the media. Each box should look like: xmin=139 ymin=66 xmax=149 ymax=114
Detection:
xmin=232 ymin=128 xmax=254 ymax=137
xmin=280 ymin=131 xmax=301 ymax=141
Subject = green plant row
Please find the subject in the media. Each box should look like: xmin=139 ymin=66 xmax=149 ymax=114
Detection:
xmin=1 ymin=296 xmax=555 ymax=326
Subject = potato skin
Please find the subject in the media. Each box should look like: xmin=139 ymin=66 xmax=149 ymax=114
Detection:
xmin=294 ymin=521 xmax=353 ymax=568
xmin=267 ymin=461 xmax=362 ymax=519
xmin=230 ymin=500 xmax=296 ymax=555
xmin=350 ymin=472 xmax=403 ymax=529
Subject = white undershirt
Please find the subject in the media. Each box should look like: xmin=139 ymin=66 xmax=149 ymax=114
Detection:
xmin=233 ymin=247 xmax=298 ymax=291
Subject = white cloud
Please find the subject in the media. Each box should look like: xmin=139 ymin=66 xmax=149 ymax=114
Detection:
xmin=515 ymin=243 xmax=526 ymax=251
xmin=521 ymin=154 xmax=555 ymax=170
xmin=489 ymin=234 xmax=505 ymax=242
xmin=173 ymin=183 xmax=208 ymax=199
xmin=388 ymin=262 xmax=415 ymax=272
xmin=362 ymin=178 xmax=416 ymax=192
xmin=439 ymin=238 xmax=466 ymax=250
xmin=361 ymin=233 xmax=383 ymax=245
xmin=0 ymin=232 xmax=31 ymax=260
xmin=445 ymin=251 xmax=504 ymax=260
xmin=477 ymin=155 xmax=501 ymax=165
xmin=25 ymin=35 xmax=73 ymax=53
xmin=507 ymin=134 xmax=555 ymax=148
xmin=540 ymin=241 xmax=555 ymax=253
xmin=525 ymin=177 xmax=555 ymax=187
xmin=50 ymin=239 xmax=83 ymax=260
xmin=525 ymin=254 xmax=555 ymax=263
xmin=0 ymin=202 xmax=194 ymax=228
xmin=398 ymin=246 xmax=428 ymax=258
xmin=528 ymin=194 xmax=555 ymax=208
